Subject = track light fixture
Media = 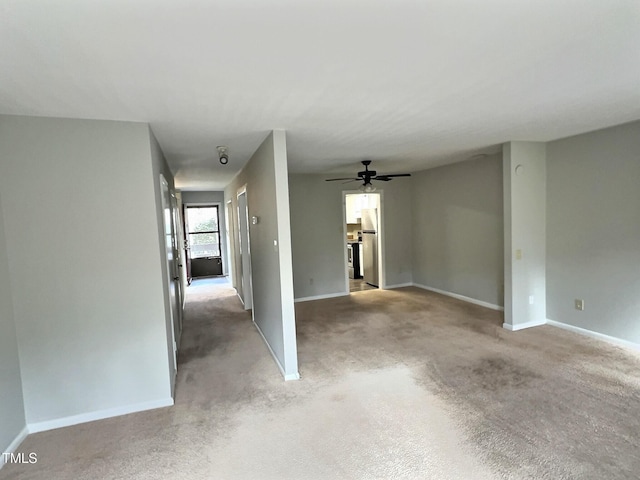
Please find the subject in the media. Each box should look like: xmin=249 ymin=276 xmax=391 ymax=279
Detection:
xmin=217 ymin=146 xmax=229 ymax=165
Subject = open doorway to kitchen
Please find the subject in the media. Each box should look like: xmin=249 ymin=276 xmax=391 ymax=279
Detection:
xmin=343 ymin=192 xmax=384 ymax=293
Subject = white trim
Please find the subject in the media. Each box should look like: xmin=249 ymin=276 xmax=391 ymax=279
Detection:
xmin=384 ymin=282 xmax=414 ymax=290
xmin=294 ymin=291 xmax=348 ymax=303
xmin=253 ymin=320 xmax=300 ymax=381
xmin=546 ymin=319 xmax=640 ymax=352
xmin=342 ymin=191 xmax=385 ymax=292
xmin=236 ymin=187 xmax=253 ymax=313
xmin=377 ymin=191 xmax=386 ymax=289
xmin=183 ymin=200 xmax=227 ymax=276
xmin=413 ymin=283 xmax=504 ymax=311
xmin=502 ymin=319 xmax=546 ymax=331
xmin=27 ymin=397 xmax=174 ymax=434
xmin=0 ymin=426 xmax=29 ymax=470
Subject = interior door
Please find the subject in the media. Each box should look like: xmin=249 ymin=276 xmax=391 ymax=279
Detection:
xmin=160 ymin=175 xmax=178 ymax=394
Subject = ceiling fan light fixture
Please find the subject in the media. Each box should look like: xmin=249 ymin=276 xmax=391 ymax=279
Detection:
xmin=360 ymin=182 xmax=376 ymax=193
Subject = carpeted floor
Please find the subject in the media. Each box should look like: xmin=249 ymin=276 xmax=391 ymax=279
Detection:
xmin=3 ymin=281 xmax=639 ymax=479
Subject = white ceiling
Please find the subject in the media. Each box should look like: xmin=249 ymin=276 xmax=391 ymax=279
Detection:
xmin=1 ymin=0 xmax=639 ymax=190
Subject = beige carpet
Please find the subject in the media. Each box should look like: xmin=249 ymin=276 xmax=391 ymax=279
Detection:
xmin=2 ymin=281 xmax=639 ymax=479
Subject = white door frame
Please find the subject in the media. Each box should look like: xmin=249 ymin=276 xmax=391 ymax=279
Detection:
xmin=170 ymin=192 xmax=183 ymax=343
xmin=160 ymin=174 xmax=178 ymax=395
xmin=183 ymin=201 xmax=226 ymax=277
xmin=237 ymin=186 xmax=254 ymax=312
xmin=342 ymin=191 xmax=386 ymax=292
xmin=225 ymin=199 xmax=235 ymax=288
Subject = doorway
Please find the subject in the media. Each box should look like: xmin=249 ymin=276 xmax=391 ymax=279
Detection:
xmin=236 ymin=188 xmax=253 ymax=311
xmin=225 ymin=200 xmax=235 ymax=288
xmin=160 ymin=174 xmax=179 ymax=395
xmin=184 ymin=204 xmax=223 ymax=281
xmin=343 ymin=192 xmax=384 ymax=293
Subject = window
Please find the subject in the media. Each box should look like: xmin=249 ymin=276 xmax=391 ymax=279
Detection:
xmin=185 ymin=206 xmax=220 ymax=258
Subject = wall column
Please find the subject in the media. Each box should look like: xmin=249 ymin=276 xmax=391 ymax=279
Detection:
xmin=503 ymin=142 xmax=546 ymax=330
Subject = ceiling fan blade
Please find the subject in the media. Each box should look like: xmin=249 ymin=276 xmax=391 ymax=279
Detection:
xmin=325 ymin=162 xmax=410 ymax=184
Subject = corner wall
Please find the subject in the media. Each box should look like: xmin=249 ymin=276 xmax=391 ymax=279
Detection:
xmin=503 ymin=142 xmax=546 ymax=329
xmin=225 ymin=131 xmax=299 ymax=379
xmin=411 ymin=154 xmax=504 ymax=307
xmin=546 ymin=121 xmax=640 ymax=344
xmin=0 ymin=190 xmax=26 ymax=461
xmin=0 ymin=115 xmax=173 ymax=428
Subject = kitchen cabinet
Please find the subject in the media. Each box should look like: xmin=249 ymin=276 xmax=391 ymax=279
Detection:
xmin=346 ymin=194 xmax=379 ymax=223
xmin=346 ymin=195 xmax=360 ymax=223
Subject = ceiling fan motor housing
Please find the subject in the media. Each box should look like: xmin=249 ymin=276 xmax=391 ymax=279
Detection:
xmin=358 ymin=160 xmax=375 ymax=178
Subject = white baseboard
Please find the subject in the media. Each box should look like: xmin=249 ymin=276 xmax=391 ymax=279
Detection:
xmin=546 ymin=319 xmax=640 ymax=352
xmin=253 ymin=320 xmax=300 ymax=381
xmin=27 ymin=397 xmax=174 ymax=434
xmin=294 ymin=291 xmax=348 ymax=303
xmin=503 ymin=319 xmax=547 ymax=331
xmin=0 ymin=426 xmax=29 ymax=470
xmin=413 ymin=283 xmax=504 ymax=311
xmin=236 ymin=292 xmax=245 ymax=307
xmin=383 ymin=282 xmax=414 ymax=289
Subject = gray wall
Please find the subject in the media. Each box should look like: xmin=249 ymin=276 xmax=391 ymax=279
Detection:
xmin=411 ymin=154 xmax=504 ymax=307
xmin=288 ymin=175 xmax=351 ymax=299
xmin=181 ymin=190 xmax=229 ymax=276
xmin=225 ymin=131 xmax=298 ymax=379
xmin=288 ymin=174 xmax=414 ymax=299
xmin=0 ymin=115 xmax=172 ymax=426
xmin=0 ymin=191 xmax=26 ymax=453
xmin=547 ymin=121 xmax=640 ymax=343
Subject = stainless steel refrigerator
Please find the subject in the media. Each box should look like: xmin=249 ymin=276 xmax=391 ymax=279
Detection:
xmin=361 ymin=208 xmax=378 ymax=287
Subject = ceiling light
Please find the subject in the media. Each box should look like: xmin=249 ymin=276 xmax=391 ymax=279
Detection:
xmin=217 ymin=146 xmax=229 ymax=165
xmin=359 ymin=182 xmax=376 ymax=193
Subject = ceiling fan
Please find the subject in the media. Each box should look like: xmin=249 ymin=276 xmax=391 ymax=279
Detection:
xmin=325 ymin=160 xmax=411 ymax=192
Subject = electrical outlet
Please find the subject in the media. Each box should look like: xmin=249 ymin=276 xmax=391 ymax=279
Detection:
xmin=529 ymin=295 xmax=534 ymax=305
xmin=575 ymin=299 xmax=584 ymax=311
xmin=515 ymin=249 xmax=522 ymax=260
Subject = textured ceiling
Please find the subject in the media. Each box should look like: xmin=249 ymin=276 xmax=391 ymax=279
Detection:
xmin=1 ymin=0 xmax=639 ymax=190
